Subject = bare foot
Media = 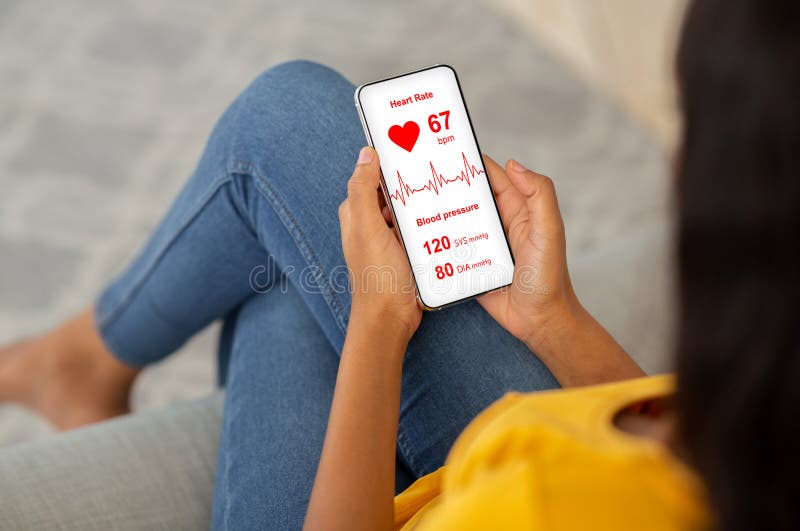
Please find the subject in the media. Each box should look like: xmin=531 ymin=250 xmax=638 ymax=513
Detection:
xmin=0 ymin=308 xmax=140 ymax=430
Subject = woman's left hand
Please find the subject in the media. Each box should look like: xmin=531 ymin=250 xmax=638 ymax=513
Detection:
xmin=338 ymin=147 xmax=422 ymax=340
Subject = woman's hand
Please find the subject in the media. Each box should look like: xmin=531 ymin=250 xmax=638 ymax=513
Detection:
xmin=479 ymin=157 xmax=643 ymax=386
xmin=478 ymin=157 xmax=578 ymax=351
xmin=338 ymin=147 xmax=422 ymax=341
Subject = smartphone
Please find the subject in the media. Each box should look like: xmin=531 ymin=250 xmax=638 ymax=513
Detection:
xmin=354 ymin=65 xmax=514 ymax=310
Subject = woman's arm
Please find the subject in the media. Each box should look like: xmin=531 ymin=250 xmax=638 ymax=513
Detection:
xmin=478 ymin=157 xmax=644 ymax=386
xmin=305 ymin=148 xmax=643 ymax=530
xmin=304 ymin=147 xmax=421 ymax=531
xmin=304 ymin=311 xmax=408 ymax=531
xmin=523 ymin=301 xmax=645 ymax=387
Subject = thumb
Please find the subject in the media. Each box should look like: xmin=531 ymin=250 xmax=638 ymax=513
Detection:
xmin=505 ymin=159 xmax=564 ymax=236
xmin=346 ymin=147 xmax=384 ymax=227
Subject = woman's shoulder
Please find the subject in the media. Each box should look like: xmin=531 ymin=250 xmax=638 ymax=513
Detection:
xmin=445 ymin=374 xmax=677 ymax=467
xmin=407 ymin=375 xmax=710 ymax=531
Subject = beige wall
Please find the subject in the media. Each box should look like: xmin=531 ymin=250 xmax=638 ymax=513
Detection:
xmin=488 ymin=0 xmax=688 ymax=148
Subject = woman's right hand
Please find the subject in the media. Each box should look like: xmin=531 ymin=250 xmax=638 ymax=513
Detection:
xmin=478 ymin=157 xmax=579 ymax=352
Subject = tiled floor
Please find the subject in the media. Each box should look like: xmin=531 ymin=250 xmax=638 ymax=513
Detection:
xmin=0 ymin=0 xmax=673 ymax=444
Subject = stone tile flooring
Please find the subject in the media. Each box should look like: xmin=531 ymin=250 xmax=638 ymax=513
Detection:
xmin=0 ymin=0 xmax=671 ymax=445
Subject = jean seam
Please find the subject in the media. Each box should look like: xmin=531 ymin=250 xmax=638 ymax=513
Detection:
xmin=222 ymin=393 xmax=234 ymax=531
xmin=228 ymin=159 xmax=348 ymax=334
xmin=96 ymin=175 xmax=234 ymax=332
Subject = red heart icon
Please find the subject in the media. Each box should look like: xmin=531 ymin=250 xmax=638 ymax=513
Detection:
xmin=388 ymin=121 xmax=420 ymax=152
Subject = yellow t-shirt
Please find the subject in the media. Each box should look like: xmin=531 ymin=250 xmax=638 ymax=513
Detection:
xmin=394 ymin=375 xmax=710 ymax=530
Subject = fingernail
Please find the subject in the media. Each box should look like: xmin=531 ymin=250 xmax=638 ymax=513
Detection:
xmin=357 ymin=147 xmax=373 ymax=165
xmin=510 ymin=159 xmax=526 ymax=172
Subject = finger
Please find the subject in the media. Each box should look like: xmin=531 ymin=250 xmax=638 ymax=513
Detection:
xmin=346 ymin=147 xmax=384 ymax=227
xmin=484 ymin=155 xmax=525 ymax=231
xmin=381 ymin=205 xmax=393 ymax=226
xmin=504 ymin=159 xmax=550 ymax=197
xmin=338 ymin=199 xmax=351 ymax=242
xmin=377 ymin=187 xmax=388 ymax=209
xmin=377 ymin=187 xmax=393 ymax=225
xmin=505 ymin=160 xmax=564 ymax=234
xmin=483 ymin=155 xmax=516 ymax=196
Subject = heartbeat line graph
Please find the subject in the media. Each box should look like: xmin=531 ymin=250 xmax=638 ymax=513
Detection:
xmin=388 ymin=152 xmax=486 ymax=206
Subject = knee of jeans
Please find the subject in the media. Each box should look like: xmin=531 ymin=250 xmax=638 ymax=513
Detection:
xmin=256 ymin=59 xmax=343 ymax=87
xmin=241 ymin=59 xmax=351 ymax=119
xmin=219 ymin=59 xmax=358 ymax=165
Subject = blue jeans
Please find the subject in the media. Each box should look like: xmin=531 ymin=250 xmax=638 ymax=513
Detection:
xmin=95 ymin=60 xmax=558 ymax=530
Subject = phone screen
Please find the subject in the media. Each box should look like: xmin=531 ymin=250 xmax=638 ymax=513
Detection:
xmin=355 ymin=65 xmax=514 ymax=309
